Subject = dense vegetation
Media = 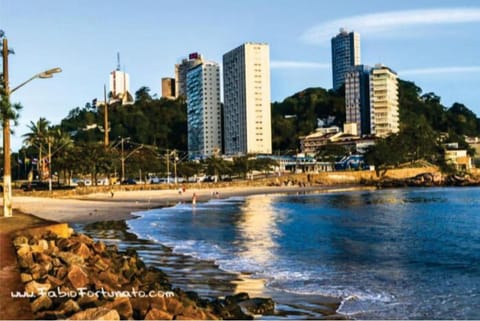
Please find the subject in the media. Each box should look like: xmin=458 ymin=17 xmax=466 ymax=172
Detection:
xmin=5 ymin=76 xmax=480 ymax=182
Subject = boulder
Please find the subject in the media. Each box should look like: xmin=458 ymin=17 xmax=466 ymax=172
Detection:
xmin=73 ymin=242 xmax=92 ymax=258
xmin=93 ymin=257 xmax=110 ymax=272
xmin=13 ymin=235 xmax=29 ymax=247
xmin=60 ymin=299 xmax=81 ymax=314
xmin=131 ymin=297 xmax=151 ymax=319
xmin=17 ymin=251 xmax=34 ymax=268
xmin=31 ymin=239 xmax=49 ymax=253
xmin=46 ymin=274 xmax=64 ymax=287
xmin=150 ymin=296 xmax=167 ymax=311
xmin=31 ymin=295 xmax=53 ymax=313
xmin=92 ymin=241 xmax=106 ymax=254
xmin=30 ymin=263 xmax=49 ymax=280
xmin=238 ymin=298 xmax=275 ymax=315
xmin=103 ymin=297 xmax=133 ymax=319
xmin=67 ymin=264 xmax=90 ymax=289
xmin=144 ymin=308 xmax=173 ymax=320
xmin=165 ymin=297 xmax=185 ymax=315
xmin=57 ymin=251 xmax=84 ymax=266
xmin=24 ymin=280 xmax=51 ymax=296
xmin=16 ymin=244 xmax=31 ymax=256
xmin=20 ymin=273 xmax=33 ymax=283
xmin=55 ymin=266 xmax=69 ymax=280
xmin=68 ymin=307 xmax=120 ymax=320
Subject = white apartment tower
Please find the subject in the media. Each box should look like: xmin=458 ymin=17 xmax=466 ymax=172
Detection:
xmin=223 ymin=43 xmax=272 ymax=155
xmin=109 ymin=70 xmax=130 ymax=98
xmin=370 ymin=64 xmax=399 ymax=137
xmin=186 ymin=61 xmax=222 ymax=159
xmin=109 ymin=53 xmax=131 ymax=101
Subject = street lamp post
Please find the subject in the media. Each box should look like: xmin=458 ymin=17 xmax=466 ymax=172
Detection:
xmin=2 ymin=37 xmax=61 ymax=217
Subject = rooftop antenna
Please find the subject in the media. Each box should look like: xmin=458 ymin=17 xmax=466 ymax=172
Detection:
xmin=116 ymin=52 xmax=121 ymax=71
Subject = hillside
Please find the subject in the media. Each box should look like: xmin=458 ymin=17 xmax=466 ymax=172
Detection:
xmin=271 ymin=80 xmax=480 ymax=151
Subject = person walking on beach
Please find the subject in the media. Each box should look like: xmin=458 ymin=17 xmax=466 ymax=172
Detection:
xmin=192 ymin=192 xmax=197 ymax=205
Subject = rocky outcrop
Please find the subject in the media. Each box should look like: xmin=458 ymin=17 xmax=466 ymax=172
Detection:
xmin=13 ymin=225 xmax=276 ymax=320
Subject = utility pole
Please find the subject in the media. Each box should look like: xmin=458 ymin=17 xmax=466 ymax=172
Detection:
xmin=2 ymin=38 xmax=12 ymax=217
xmin=103 ymin=84 xmax=109 ymax=147
xmin=48 ymin=138 xmax=52 ymax=192
xmin=166 ymin=149 xmax=170 ymax=184
xmin=173 ymin=150 xmax=177 ymax=184
xmin=121 ymin=137 xmax=125 ymax=182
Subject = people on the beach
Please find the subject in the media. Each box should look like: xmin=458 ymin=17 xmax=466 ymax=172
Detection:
xmin=192 ymin=192 xmax=197 ymax=205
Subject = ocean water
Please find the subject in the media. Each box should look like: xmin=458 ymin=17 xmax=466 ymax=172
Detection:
xmin=85 ymin=187 xmax=480 ymax=319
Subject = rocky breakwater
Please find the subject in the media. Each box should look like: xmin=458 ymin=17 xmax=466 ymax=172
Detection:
xmin=12 ymin=224 xmax=275 ymax=320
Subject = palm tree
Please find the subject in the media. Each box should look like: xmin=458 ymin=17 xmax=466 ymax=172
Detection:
xmin=22 ymin=117 xmax=50 ymax=179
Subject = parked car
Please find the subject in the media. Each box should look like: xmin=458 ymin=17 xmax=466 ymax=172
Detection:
xmin=121 ymin=178 xmax=137 ymax=185
xmin=147 ymin=177 xmax=161 ymax=184
xmin=20 ymin=181 xmax=49 ymax=192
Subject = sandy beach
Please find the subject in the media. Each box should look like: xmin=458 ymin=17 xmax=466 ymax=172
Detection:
xmin=12 ymin=184 xmax=366 ymax=223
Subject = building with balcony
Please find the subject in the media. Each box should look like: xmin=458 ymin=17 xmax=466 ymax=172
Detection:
xmin=369 ymin=64 xmax=399 ymax=137
xmin=223 ymin=42 xmax=272 ymax=155
xmin=186 ymin=61 xmax=222 ymax=159
xmin=331 ymin=28 xmax=361 ymax=90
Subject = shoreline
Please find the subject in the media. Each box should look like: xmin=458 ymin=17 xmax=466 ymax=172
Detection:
xmin=2 ymin=184 xmax=362 ymax=319
xmin=12 ymin=184 xmax=371 ymax=224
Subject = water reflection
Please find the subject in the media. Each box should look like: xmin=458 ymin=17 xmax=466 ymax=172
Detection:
xmin=236 ymin=195 xmax=281 ymax=267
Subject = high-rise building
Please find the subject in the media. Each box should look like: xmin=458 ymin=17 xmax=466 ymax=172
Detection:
xmin=109 ymin=70 xmax=130 ymax=98
xmin=223 ymin=42 xmax=272 ymax=155
xmin=369 ymin=64 xmax=399 ymax=137
xmin=345 ymin=65 xmax=371 ymax=136
xmin=175 ymin=52 xmax=203 ymax=98
xmin=109 ymin=53 xmax=133 ymax=104
xmin=161 ymin=78 xmax=176 ymax=99
xmin=186 ymin=61 xmax=222 ymax=160
xmin=331 ymin=28 xmax=361 ymax=90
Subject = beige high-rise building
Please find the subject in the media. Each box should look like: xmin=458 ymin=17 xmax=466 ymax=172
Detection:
xmin=161 ymin=78 xmax=176 ymax=99
xmin=175 ymin=52 xmax=203 ymax=98
xmin=369 ymin=64 xmax=399 ymax=137
xmin=223 ymin=42 xmax=272 ymax=155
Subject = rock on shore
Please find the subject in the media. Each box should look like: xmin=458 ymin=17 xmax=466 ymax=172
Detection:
xmin=12 ymin=224 xmax=275 ymax=320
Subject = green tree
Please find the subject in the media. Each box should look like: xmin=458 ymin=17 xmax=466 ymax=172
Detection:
xmin=22 ymin=117 xmax=50 ymax=178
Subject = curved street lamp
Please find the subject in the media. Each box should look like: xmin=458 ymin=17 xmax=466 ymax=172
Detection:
xmin=2 ymin=37 xmax=62 ymax=217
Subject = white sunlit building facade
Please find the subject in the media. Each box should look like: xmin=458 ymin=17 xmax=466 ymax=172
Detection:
xmin=186 ymin=61 xmax=222 ymax=160
xmin=369 ymin=64 xmax=399 ymax=137
xmin=223 ymin=42 xmax=272 ymax=155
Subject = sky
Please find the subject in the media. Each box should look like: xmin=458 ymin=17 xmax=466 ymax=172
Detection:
xmin=1 ymin=0 xmax=480 ymax=151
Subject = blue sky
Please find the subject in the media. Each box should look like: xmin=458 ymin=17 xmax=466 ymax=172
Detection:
xmin=1 ymin=0 xmax=480 ymax=150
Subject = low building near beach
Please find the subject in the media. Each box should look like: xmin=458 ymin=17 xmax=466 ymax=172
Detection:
xmin=445 ymin=149 xmax=472 ymax=171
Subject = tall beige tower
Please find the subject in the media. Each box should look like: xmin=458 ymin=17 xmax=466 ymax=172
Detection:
xmin=175 ymin=52 xmax=203 ymax=98
xmin=223 ymin=43 xmax=272 ymax=155
xmin=369 ymin=64 xmax=399 ymax=137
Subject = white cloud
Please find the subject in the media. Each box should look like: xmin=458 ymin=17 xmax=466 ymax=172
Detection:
xmin=271 ymin=60 xmax=329 ymax=69
xmin=301 ymin=8 xmax=480 ymax=44
xmin=399 ymin=66 xmax=480 ymax=75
